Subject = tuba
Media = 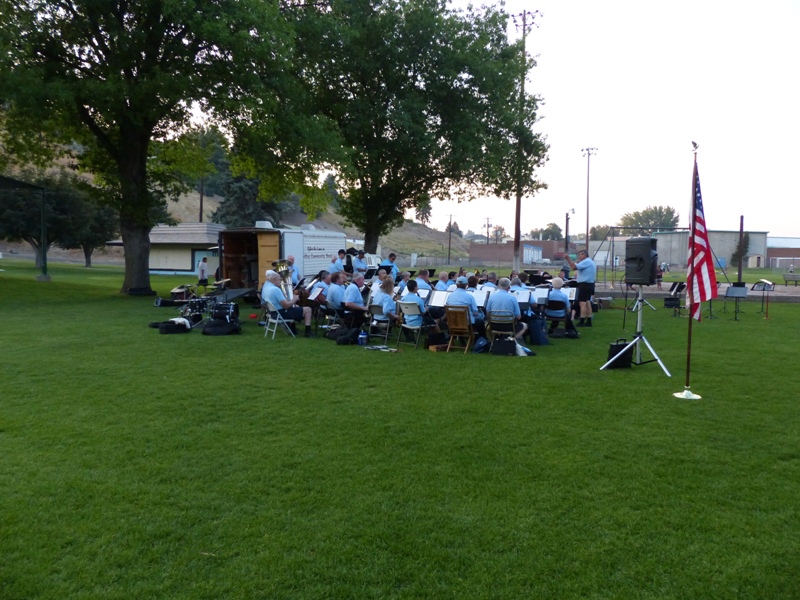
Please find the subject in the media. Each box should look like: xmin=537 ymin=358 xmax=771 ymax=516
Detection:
xmin=272 ymin=259 xmax=295 ymax=300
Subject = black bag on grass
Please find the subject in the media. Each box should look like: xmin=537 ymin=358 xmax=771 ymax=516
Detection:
xmin=425 ymin=332 xmax=447 ymax=348
xmin=336 ymin=328 xmax=362 ymax=345
xmin=490 ymin=338 xmax=516 ymax=356
xmin=202 ymin=319 xmax=241 ymax=335
xmin=527 ymin=315 xmax=549 ymax=346
xmin=158 ymin=321 xmax=191 ymax=334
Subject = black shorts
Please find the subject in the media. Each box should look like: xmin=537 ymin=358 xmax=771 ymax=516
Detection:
xmin=577 ymin=282 xmax=595 ymax=302
xmin=278 ymin=306 xmax=303 ymax=322
xmin=198 ymin=278 xmax=208 ymax=286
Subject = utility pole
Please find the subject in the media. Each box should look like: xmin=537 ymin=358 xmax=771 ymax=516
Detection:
xmin=582 ymin=147 xmax=597 ymax=253
xmin=565 ymin=208 xmax=574 ymax=255
xmin=510 ymin=10 xmax=539 ymax=272
xmin=485 ymin=217 xmax=492 ymax=244
xmin=447 ymin=214 xmax=452 ymax=264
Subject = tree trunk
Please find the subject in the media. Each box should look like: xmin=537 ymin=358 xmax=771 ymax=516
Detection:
xmin=26 ymin=239 xmax=42 ymax=268
xmin=117 ymin=129 xmax=155 ymax=294
xmin=119 ymin=215 xmax=153 ymax=294
xmin=82 ymin=244 xmax=93 ymax=267
xmin=364 ymin=229 xmax=380 ymax=255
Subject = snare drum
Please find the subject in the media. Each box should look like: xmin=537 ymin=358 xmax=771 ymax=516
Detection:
xmin=211 ymin=302 xmax=240 ymax=322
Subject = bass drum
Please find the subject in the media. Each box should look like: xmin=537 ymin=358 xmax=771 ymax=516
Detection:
xmin=185 ymin=298 xmax=208 ymax=314
xmin=211 ymin=302 xmax=240 ymax=322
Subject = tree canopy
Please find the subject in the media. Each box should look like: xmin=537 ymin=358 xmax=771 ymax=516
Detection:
xmin=530 ymin=223 xmax=562 ymax=241
xmin=290 ymin=0 xmax=547 ymax=252
xmin=0 ymin=168 xmax=114 ymax=267
xmin=618 ymin=205 xmax=679 ymax=236
xmin=0 ymin=0 xmax=301 ymax=293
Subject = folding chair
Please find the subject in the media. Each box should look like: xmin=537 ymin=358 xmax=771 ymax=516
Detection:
xmin=314 ymin=301 xmax=345 ymax=333
xmin=368 ymin=304 xmax=392 ymax=344
xmin=444 ymin=306 xmax=474 ymax=353
xmin=264 ymin=300 xmax=296 ymax=339
xmin=543 ymin=300 xmax=568 ymax=333
xmin=487 ymin=310 xmax=516 ymax=351
xmin=396 ymin=300 xmax=426 ymax=349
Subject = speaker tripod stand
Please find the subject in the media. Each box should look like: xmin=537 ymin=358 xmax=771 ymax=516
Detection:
xmin=601 ymin=287 xmax=671 ymax=377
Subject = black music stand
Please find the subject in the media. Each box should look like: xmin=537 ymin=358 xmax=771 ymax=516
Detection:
xmin=724 ymin=284 xmax=747 ymax=321
xmin=665 ymin=282 xmax=686 ymax=317
xmin=751 ymin=280 xmax=774 ymax=317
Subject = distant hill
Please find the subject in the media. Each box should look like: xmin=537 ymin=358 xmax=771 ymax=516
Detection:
xmin=280 ymin=208 xmax=470 ymax=260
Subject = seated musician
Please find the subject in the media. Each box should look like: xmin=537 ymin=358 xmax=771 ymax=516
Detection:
xmin=352 ymin=249 xmax=368 ymax=275
xmin=379 ymin=253 xmax=400 ymax=279
xmin=326 ymin=272 xmax=346 ymax=312
xmin=518 ymin=272 xmax=530 ymax=286
xmin=486 ymin=277 xmax=528 ymax=340
xmin=435 ymin=271 xmax=451 ymax=291
xmin=509 ymin=276 xmax=525 ymax=292
xmin=262 ymin=270 xmax=315 ymax=337
xmin=371 ymin=277 xmax=400 ymax=325
xmin=343 ymin=272 xmax=370 ymax=327
xmin=446 ymin=275 xmax=485 ymax=337
xmin=482 ymin=271 xmax=498 ymax=289
xmin=401 ymin=279 xmax=440 ymax=335
xmin=397 ymin=271 xmax=411 ymax=294
xmin=466 ymin=275 xmax=479 ymax=292
xmin=330 ymin=249 xmax=347 ymax=275
xmin=545 ymin=276 xmax=576 ymax=333
xmin=510 ymin=269 xmax=519 ymax=281
xmin=311 ymin=270 xmax=331 ymax=303
xmin=286 ymin=255 xmax=300 ymax=286
xmin=415 ymin=269 xmax=433 ymax=291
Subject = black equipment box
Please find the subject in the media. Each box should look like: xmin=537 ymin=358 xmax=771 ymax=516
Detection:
xmin=606 ymin=338 xmax=633 ymax=368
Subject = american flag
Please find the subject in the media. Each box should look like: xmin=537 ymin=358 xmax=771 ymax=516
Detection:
xmin=687 ymin=161 xmax=718 ymax=320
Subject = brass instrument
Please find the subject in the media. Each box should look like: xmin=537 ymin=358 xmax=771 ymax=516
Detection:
xmin=272 ymin=259 xmax=295 ymax=300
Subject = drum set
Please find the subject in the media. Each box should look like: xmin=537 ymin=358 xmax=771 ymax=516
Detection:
xmin=171 ymin=281 xmax=239 ymax=329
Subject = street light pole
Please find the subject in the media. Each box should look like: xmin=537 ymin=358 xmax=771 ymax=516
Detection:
xmin=582 ymin=147 xmax=597 ymax=253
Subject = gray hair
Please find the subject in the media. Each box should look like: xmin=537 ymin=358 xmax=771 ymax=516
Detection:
xmin=498 ymin=277 xmax=511 ymax=290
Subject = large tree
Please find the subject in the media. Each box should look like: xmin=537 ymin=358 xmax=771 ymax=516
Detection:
xmin=530 ymin=223 xmax=563 ymax=241
xmin=291 ymin=0 xmax=546 ymax=252
xmin=0 ymin=0 xmax=298 ymax=293
xmin=0 ymin=169 xmax=91 ymax=267
xmin=619 ymin=205 xmax=680 ymax=237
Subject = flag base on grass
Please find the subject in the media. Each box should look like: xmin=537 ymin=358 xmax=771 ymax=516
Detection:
xmin=673 ymin=388 xmax=702 ymax=400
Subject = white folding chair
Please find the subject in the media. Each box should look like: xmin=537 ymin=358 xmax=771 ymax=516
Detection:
xmin=368 ymin=304 xmax=392 ymax=344
xmin=264 ymin=300 xmax=296 ymax=339
xmin=396 ymin=300 xmax=425 ymax=349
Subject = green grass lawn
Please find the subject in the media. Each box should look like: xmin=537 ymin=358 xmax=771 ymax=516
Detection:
xmin=2 ymin=260 xmax=799 ymax=599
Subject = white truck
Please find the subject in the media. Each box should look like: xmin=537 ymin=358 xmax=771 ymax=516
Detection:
xmin=218 ymin=222 xmax=347 ymax=290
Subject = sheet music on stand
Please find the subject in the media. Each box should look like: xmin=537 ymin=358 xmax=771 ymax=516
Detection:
xmin=470 ymin=289 xmax=489 ymax=308
xmin=427 ymin=290 xmax=450 ymax=308
xmin=751 ymin=281 xmax=775 ymax=292
xmin=514 ymin=289 xmax=532 ymax=312
xmin=308 ymin=287 xmax=323 ymax=301
xmin=532 ymin=288 xmax=550 ymax=305
xmin=418 ymin=288 xmax=431 ymax=300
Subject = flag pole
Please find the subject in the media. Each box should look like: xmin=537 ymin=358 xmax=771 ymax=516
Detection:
xmin=675 ymin=149 xmax=702 ymax=400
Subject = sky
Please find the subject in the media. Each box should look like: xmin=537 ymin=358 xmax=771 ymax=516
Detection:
xmin=424 ymin=0 xmax=800 ymax=239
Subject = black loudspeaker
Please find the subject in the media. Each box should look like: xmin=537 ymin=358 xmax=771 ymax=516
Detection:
xmin=625 ymin=237 xmax=658 ymax=285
